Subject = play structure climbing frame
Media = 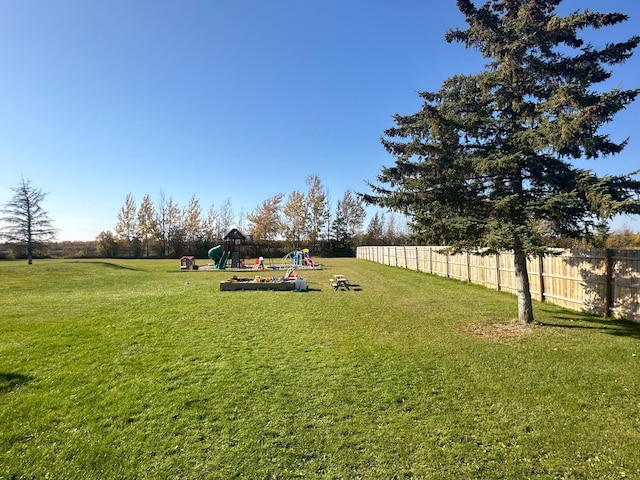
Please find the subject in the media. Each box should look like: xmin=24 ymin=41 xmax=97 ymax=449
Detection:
xmin=281 ymin=248 xmax=315 ymax=267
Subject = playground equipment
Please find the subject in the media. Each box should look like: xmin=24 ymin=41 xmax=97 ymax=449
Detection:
xmin=281 ymin=248 xmax=315 ymax=268
xmin=180 ymin=256 xmax=198 ymax=270
xmin=208 ymin=245 xmax=231 ymax=270
xmin=253 ymin=256 xmax=265 ymax=270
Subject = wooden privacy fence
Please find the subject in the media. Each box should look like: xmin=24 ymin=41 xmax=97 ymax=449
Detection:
xmin=356 ymin=246 xmax=640 ymax=323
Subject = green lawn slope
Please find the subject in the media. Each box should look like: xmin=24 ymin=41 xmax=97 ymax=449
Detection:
xmin=1 ymin=258 xmax=639 ymax=479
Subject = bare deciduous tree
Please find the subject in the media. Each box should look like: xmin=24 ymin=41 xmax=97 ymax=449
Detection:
xmin=1 ymin=178 xmax=56 ymax=264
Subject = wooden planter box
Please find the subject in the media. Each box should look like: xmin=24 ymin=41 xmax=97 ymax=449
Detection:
xmin=220 ymin=277 xmax=308 ymax=291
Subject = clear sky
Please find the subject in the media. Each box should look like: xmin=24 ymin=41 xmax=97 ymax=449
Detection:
xmin=1 ymin=0 xmax=639 ymax=241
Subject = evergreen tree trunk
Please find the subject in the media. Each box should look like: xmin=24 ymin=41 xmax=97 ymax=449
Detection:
xmin=513 ymin=248 xmax=534 ymax=325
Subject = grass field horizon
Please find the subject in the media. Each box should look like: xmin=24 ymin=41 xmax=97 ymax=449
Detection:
xmin=1 ymin=258 xmax=639 ymax=479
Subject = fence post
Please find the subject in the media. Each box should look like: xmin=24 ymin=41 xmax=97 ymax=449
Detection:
xmin=495 ymin=253 xmax=501 ymax=291
xmin=604 ymin=249 xmax=613 ymax=318
xmin=446 ymin=252 xmax=450 ymax=278
xmin=429 ymin=247 xmax=433 ymax=274
xmin=538 ymin=256 xmax=545 ymax=303
xmin=467 ymin=252 xmax=472 ymax=283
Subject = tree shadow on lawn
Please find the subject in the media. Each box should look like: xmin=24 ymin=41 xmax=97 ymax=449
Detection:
xmin=536 ymin=310 xmax=640 ymax=340
xmin=66 ymin=261 xmax=142 ymax=271
xmin=0 ymin=373 xmax=33 ymax=393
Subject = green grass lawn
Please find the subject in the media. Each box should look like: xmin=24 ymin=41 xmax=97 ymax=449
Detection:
xmin=1 ymin=258 xmax=639 ymax=479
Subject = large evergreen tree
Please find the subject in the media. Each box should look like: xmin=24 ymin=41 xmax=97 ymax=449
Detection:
xmin=365 ymin=0 xmax=640 ymax=324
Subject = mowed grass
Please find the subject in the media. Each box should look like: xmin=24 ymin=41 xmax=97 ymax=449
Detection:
xmin=1 ymin=258 xmax=639 ymax=479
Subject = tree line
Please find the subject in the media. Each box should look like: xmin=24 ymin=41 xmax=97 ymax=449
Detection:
xmin=99 ymin=174 xmax=408 ymax=259
xmin=0 ymin=175 xmax=409 ymax=261
xmin=0 ymin=172 xmax=640 ymax=263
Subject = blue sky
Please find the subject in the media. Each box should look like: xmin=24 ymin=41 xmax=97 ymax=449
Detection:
xmin=1 ymin=0 xmax=639 ymax=241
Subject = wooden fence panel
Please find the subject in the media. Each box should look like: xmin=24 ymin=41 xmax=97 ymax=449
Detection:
xmin=496 ymin=251 xmax=516 ymax=295
xmin=611 ymin=249 xmax=640 ymax=322
xmin=357 ymin=245 xmax=640 ymax=322
xmin=431 ymin=249 xmax=449 ymax=277
xmin=540 ymin=249 xmax=608 ymax=315
xmin=418 ymin=246 xmax=435 ymax=274
xmin=469 ymin=253 xmax=498 ymax=289
xmin=448 ymin=252 xmax=468 ymax=281
xmin=416 ymin=247 xmax=428 ymax=273
xmin=526 ymin=256 xmax=543 ymax=302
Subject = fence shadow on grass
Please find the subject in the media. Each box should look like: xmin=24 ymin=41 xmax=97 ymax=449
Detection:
xmin=537 ymin=313 xmax=640 ymax=340
xmin=0 ymin=372 xmax=33 ymax=393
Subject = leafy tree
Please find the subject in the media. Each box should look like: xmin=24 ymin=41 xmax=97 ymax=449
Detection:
xmin=282 ymin=190 xmax=308 ymax=248
xmin=180 ymin=195 xmax=209 ymax=256
xmin=0 ymin=178 xmax=56 ymax=264
xmin=237 ymin=207 xmax=247 ymax=234
xmin=364 ymin=0 xmax=640 ymax=324
xmin=182 ymin=195 xmax=203 ymax=244
xmin=339 ymin=189 xmax=366 ymax=239
xmin=202 ymin=204 xmax=219 ymax=245
xmin=329 ymin=201 xmax=352 ymax=256
xmin=155 ymin=190 xmax=170 ymax=256
xmin=305 ymin=175 xmax=329 ymax=245
xmin=385 ymin=213 xmax=409 ymax=245
xmin=96 ymin=230 xmax=119 ymax=257
xmin=248 ymin=193 xmax=284 ymax=243
xmin=365 ymin=211 xmax=385 ymax=246
xmin=165 ymin=197 xmax=183 ymax=256
xmin=153 ymin=194 xmax=183 ymax=256
xmin=217 ymin=198 xmax=235 ymax=238
xmin=606 ymin=227 xmax=640 ymax=248
xmin=137 ymin=194 xmax=157 ymax=256
xmin=115 ymin=193 xmax=138 ymax=257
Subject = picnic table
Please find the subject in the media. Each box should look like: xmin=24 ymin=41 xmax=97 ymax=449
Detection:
xmin=330 ymin=274 xmax=350 ymax=290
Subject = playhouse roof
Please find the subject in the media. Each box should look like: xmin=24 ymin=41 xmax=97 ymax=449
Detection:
xmin=180 ymin=256 xmax=195 ymax=260
xmin=224 ymin=228 xmax=245 ymax=240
